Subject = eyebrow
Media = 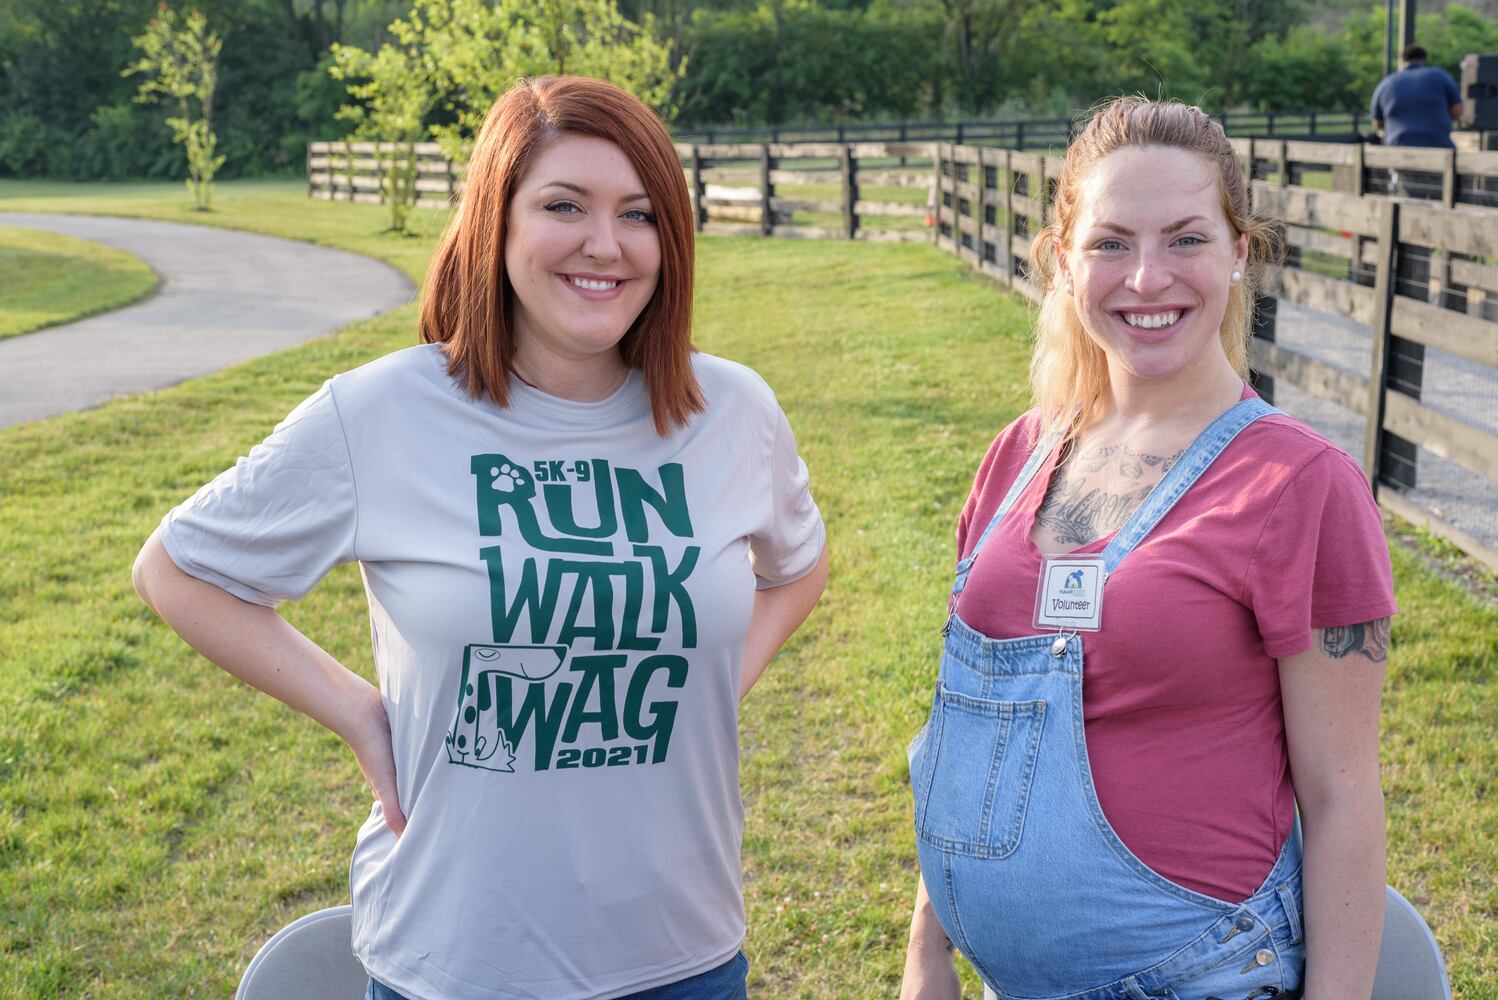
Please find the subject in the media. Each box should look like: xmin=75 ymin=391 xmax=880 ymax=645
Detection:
xmin=1094 ymin=216 xmax=1209 ymax=236
xmin=540 ymin=181 xmax=650 ymax=202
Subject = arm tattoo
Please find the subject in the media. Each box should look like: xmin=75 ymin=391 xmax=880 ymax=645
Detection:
xmin=1320 ymin=617 xmax=1391 ymax=663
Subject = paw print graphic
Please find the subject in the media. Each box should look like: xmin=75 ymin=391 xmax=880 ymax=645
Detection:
xmin=490 ymin=462 xmax=523 ymax=493
xmin=487 ymin=459 xmax=537 ymax=501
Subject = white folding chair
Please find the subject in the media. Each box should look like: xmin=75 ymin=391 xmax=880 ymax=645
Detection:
xmin=235 ymin=905 xmax=368 ymax=1000
xmin=1372 ymin=884 xmax=1452 ymax=1000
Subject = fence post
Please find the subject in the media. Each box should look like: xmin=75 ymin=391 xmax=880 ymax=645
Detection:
xmin=1250 ymin=293 xmax=1278 ymax=404
xmin=1329 ymin=143 xmax=1368 ymax=284
xmin=1002 ymin=149 xmax=1015 ymax=286
xmin=760 ymin=143 xmax=774 ymax=236
xmin=306 ymin=142 xmax=314 ymax=200
xmin=931 ymin=142 xmax=944 ymax=246
xmin=1332 ymin=142 xmax=1364 ymax=196
xmin=841 ymin=144 xmax=857 ymax=239
xmin=690 ymin=145 xmax=707 ymax=232
xmin=974 ymin=147 xmax=987 ymax=267
xmin=1015 ymin=121 xmax=1025 ymax=151
xmin=1362 ymin=200 xmax=1415 ymax=491
xmin=1036 ymin=154 xmax=1049 ymax=228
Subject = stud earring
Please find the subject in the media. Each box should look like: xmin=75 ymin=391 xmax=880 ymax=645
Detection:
xmin=1230 ymin=270 xmax=1242 ymax=283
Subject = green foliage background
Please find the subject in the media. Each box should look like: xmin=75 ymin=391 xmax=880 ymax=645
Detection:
xmin=1 ymin=0 xmax=1496 ymax=180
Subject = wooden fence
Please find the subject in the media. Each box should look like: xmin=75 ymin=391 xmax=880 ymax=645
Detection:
xmin=1232 ymin=138 xmax=1498 ymax=571
xmin=307 ymin=141 xmax=460 ymax=209
xmin=307 ymin=133 xmax=1498 ymax=571
xmin=678 ymin=141 xmax=935 ymax=243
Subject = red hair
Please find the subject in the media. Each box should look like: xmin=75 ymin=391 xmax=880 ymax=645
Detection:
xmin=420 ymin=76 xmax=703 ymax=435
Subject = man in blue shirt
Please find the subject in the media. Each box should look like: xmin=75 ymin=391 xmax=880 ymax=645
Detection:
xmin=1370 ymin=44 xmax=1463 ymax=147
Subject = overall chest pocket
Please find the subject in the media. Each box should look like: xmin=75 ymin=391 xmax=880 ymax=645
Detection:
xmin=913 ymin=688 xmax=1046 ymax=860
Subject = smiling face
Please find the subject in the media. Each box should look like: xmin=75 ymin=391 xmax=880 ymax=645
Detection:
xmin=1060 ymin=145 xmax=1249 ymax=390
xmin=504 ymin=133 xmax=662 ymax=379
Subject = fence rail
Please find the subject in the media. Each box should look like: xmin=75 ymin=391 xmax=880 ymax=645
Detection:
xmin=307 ymin=131 xmax=1498 ymax=571
xmin=671 ymin=109 xmax=1375 ymax=147
xmin=307 ymin=141 xmax=459 ymax=209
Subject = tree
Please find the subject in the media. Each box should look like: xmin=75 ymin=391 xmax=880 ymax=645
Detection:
xmin=1237 ymin=24 xmax=1358 ymax=110
xmin=328 ymin=5 xmax=442 ymax=233
xmin=124 ymin=4 xmax=226 ymax=209
xmin=329 ymin=0 xmax=684 ymax=214
xmin=935 ymin=0 xmax=1028 ymax=111
xmin=418 ymin=0 xmax=683 ymax=164
xmin=673 ymin=1 xmax=941 ymax=125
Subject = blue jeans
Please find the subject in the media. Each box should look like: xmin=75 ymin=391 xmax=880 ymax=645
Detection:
xmin=366 ymin=951 xmax=749 ymax=1000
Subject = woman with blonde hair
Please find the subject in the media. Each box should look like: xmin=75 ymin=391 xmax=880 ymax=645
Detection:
xmin=134 ymin=76 xmax=828 ymax=1000
xmin=901 ymin=97 xmax=1394 ymax=1000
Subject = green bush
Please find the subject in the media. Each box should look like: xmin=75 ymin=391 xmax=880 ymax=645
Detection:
xmin=0 ymin=112 xmax=52 ymax=178
xmin=1239 ymin=26 xmax=1361 ymax=111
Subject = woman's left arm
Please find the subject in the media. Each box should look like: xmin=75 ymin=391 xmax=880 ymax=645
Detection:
xmin=1279 ymin=617 xmax=1390 ymax=1000
xmin=740 ymin=545 xmax=830 ymax=699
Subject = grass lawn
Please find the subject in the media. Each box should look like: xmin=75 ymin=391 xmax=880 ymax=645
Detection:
xmin=0 ymin=180 xmax=1493 ymax=999
xmin=0 ymin=224 xmax=157 ymax=340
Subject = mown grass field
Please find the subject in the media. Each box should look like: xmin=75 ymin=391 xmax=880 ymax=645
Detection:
xmin=0 ymin=224 xmax=157 ymax=340
xmin=0 ymin=180 xmax=1493 ymax=999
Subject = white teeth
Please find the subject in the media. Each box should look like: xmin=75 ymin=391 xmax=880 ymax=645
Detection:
xmin=1123 ymin=311 xmax=1180 ymax=329
xmin=569 ymin=276 xmax=619 ymax=291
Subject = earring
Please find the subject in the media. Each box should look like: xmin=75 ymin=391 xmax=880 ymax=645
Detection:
xmin=1230 ymin=270 xmax=1242 ymax=283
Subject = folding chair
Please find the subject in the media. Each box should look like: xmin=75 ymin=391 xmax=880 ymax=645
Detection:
xmin=1372 ymin=885 xmax=1452 ymax=1000
xmin=234 ymin=905 xmax=367 ymax=1000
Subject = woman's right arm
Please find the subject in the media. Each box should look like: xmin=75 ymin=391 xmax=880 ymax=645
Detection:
xmin=900 ymin=873 xmax=961 ymax=1000
xmin=133 ymin=529 xmax=406 ymax=835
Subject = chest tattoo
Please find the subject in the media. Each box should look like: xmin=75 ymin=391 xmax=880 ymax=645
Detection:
xmin=1035 ymin=443 xmax=1183 ymax=547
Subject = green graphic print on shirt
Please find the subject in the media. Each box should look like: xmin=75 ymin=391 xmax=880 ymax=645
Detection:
xmin=445 ymin=454 xmax=698 ymax=775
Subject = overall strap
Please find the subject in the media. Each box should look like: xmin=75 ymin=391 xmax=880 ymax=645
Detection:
xmin=952 ymin=425 xmax=1065 ymax=599
xmin=1101 ymin=397 xmax=1279 ymax=575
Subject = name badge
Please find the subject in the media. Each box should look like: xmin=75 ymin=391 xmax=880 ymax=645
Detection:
xmin=1032 ymin=556 xmax=1106 ymax=631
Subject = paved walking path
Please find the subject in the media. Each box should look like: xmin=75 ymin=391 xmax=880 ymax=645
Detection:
xmin=0 ymin=213 xmax=415 ymax=428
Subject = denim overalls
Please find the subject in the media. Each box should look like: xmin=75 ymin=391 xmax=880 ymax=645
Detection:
xmin=911 ymin=398 xmax=1307 ymax=1000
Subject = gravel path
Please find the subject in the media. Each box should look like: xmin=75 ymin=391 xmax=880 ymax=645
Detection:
xmin=0 ymin=213 xmax=415 ymax=428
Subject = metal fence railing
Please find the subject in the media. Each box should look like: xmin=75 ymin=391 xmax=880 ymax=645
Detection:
xmin=671 ymin=109 xmax=1375 ymax=148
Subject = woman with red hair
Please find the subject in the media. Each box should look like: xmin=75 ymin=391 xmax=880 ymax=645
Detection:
xmin=134 ymin=76 xmax=828 ymax=1000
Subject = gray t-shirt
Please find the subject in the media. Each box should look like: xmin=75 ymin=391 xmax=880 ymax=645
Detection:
xmin=161 ymin=345 xmax=825 ymax=1000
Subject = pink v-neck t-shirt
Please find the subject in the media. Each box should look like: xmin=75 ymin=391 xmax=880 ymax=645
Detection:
xmin=953 ymin=393 xmax=1396 ymax=901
